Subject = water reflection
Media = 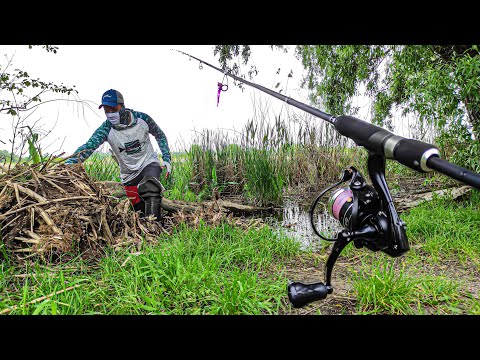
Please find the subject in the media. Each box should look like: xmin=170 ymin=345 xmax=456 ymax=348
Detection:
xmin=268 ymin=200 xmax=343 ymax=250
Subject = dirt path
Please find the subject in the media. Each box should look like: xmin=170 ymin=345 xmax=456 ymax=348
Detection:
xmin=278 ymin=248 xmax=480 ymax=315
xmin=280 ymin=254 xmax=357 ymax=315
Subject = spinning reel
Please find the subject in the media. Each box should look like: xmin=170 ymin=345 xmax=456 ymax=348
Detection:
xmin=287 ymin=152 xmax=409 ymax=308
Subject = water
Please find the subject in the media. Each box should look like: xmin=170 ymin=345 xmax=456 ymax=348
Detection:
xmin=268 ymin=199 xmax=344 ymax=250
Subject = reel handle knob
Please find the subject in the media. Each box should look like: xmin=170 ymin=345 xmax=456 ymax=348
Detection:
xmin=287 ymin=281 xmax=329 ymax=308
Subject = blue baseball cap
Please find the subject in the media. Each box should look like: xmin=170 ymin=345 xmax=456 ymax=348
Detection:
xmin=98 ymin=89 xmax=124 ymax=109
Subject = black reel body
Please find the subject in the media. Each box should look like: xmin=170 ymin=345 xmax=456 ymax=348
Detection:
xmin=328 ymin=184 xmax=379 ymax=247
xmin=288 ymin=152 xmax=409 ymax=308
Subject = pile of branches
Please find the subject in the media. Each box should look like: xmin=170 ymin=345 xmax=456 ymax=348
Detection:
xmin=0 ymin=162 xmax=166 ymax=264
xmin=0 ymin=162 xmax=271 ymax=265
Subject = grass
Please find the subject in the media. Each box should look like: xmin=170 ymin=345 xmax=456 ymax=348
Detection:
xmin=351 ymin=257 xmax=467 ymax=315
xmin=402 ymin=191 xmax=480 ymax=264
xmin=83 ymin=150 xmax=121 ymax=182
xmin=1 ymin=191 xmax=479 ymax=315
xmin=0 ymin=222 xmax=302 ymax=315
xmin=347 ymin=190 xmax=480 ymax=315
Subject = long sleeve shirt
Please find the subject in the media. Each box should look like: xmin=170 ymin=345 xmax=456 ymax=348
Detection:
xmin=65 ymin=108 xmax=171 ymax=184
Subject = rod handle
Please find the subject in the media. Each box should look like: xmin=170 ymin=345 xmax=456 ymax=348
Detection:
xmin=334 ymin=115 xmax=440 ymax=172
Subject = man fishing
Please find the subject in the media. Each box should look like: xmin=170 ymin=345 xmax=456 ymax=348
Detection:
xmin=65 ymin=89 xmax=171 ymax=221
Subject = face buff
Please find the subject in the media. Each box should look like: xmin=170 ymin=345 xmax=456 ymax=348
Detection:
xmin=107 ymin=109 xmax=130 ymax=129
xmin=106 ymin=112 xmax=120 ymax=125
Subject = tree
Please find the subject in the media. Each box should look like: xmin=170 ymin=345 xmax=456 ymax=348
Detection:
xmin=213 ymin=45 xmax=480 ymax=140
xmin=213 ymin=45 xmax=287 ymax=90
xmin=1 ymin=46 xmax=77 ymax=117
xmin=0 ymin=45 xmax=78 ymax=167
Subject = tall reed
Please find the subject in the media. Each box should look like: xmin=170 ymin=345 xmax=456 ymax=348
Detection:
xmin=83 ymin=94 xmax=432 ymax=206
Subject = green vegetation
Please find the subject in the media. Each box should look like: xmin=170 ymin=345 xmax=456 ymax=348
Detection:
xmin=348 ymin=190 xmax=480 ymax=315
xmin=1 ymin=191 xmax=479 ymax=315
xmin=84 ymin=152 xmax=121 ymax=182
xmin=0 ymin=150 xmax=20 ymax=163
xmin=2 ymin=45 xmax=480 ymax=315
xmin=0 ymin=222 xmax=302 ymax=315
xmin=84 ymin=113 xmax=371 ymax=207
xmin=214 ymin=45 xmax=480 ymax=175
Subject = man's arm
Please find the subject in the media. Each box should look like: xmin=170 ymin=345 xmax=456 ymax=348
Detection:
xmin=65 ymin=121 xmax=111 ymax=164
xmin=141 ymin=113 xmax=171 ymax=164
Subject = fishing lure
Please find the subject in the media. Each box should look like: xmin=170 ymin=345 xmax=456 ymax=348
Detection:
xmin=217 ymin=74 xmax=228 ymax=107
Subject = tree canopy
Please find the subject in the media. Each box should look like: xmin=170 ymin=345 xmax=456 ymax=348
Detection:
xmin=213 ymin=45 xmax=480 ymax=140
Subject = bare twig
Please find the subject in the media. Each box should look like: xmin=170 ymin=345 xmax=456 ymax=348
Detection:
xmin=13 ymin=183 xmax=22 ymax=204
xmin=0 ymin=196 xmax=94 ymax=220
xmin=7 ymin=181 xmax=47 ymax=203
xmin=24 ymin=230 xmax=41 ymax=240
xmin=34 ymin=205 xmax=62 ymax=235
xmin=100 ymin=207 xmax=114 ymax=244
xmin=13 ymin=237 xmax=39 ymax=244
xmin=38 ymin=174 xmax=67 ymax=194
xmin=3 ymin=214 xmax=21 ymax=228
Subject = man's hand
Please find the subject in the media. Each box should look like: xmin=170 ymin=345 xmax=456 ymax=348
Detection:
xmin=162 ymin=161 xmax=171 ymax=178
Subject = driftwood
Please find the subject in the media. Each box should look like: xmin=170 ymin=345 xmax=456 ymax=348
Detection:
xmin=163 ymin=198 xmax=275 ymax=215
xmin=394 ymin=185 xmax=472 ymax=213
xmin=107 ymin=180 xmax=472 ymax=215
xmin=106 ymin=181 xmax=276 ymax=215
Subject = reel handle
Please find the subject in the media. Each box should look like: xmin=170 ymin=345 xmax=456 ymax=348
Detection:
xmin=287 ymin=281 xmax=331 ymax=308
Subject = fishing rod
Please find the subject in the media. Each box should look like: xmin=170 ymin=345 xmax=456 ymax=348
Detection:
xmin=174 ymin=49 xmax=480 ymax=308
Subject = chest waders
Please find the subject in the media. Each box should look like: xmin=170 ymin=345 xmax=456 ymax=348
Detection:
xmin=137 ymin=176 xmax=164 ymax=225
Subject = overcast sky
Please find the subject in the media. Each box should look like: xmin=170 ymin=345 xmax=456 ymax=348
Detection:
xmin=0 ymin=45 xmax=318 ymax=156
